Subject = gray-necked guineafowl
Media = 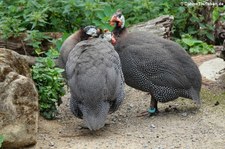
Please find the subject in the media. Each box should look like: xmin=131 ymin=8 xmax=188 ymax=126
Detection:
xmin=66 ymin=38 xmax=125 ymax=130
xmin=110 ymin=10 xmax=202 ymax=115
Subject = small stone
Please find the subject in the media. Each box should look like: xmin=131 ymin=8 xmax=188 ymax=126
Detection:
xmin=150 ymin=124 xmax=156 ymax=128
xmin=143 ymin=144 xmax=148 ymax=148
xmin=126 ymin=133 xmax=132 ymax=136
xmin=214 ymin=101 xmax=219 ymax=106
xmin=77 ymin=126 xmax=83 ymax=130
xmin=49 ymin=141 xmax=54 ymax=146
xmin=181 ymin=112 xmax=188 ymax=117
xmin=138 ymin=135 xmax=144 ymax=138
xmin=111 ymin=118 xmax=116 ymax=122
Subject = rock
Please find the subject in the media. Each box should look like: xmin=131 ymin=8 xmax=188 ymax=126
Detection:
xmin=181 ymin=112 xmax=188 ymax=117
xmin=214 ymin=101 xmax=220 ymax=106
xmin=0 ymin=48 xmax=39 ymax=148
xmin=150 ymin=124 xmax=156 ymax=128
xmin=49 ymin=141 xmax=55 ymax=146
xmin=199 ymin=58 xmax=225 ymax=81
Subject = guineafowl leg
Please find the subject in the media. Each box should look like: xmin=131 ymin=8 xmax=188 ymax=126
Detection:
xmin=150 ymin=97 xmax=159 ymax=113
xmin=137 ymin=97 xmax=159 ymax=117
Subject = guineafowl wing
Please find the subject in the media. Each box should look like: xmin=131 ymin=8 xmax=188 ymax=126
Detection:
xmin=131 ymin=47 xmax=192 ymax=90
xmin=115 ymin=32 xmax=193 ymax=91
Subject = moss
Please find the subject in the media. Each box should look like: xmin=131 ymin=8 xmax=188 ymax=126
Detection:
xmin=201 ymin=88 xmax=225 ymax=108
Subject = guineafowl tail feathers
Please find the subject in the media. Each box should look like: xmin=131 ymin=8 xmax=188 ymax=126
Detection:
xmin=83 ymin=101 xmax=110 ymax=131
xmin=190 ymin=87 xmax=201 ymax=107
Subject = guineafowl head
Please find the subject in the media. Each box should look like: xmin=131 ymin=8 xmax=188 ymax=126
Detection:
xmin=110 ymin=9 xmax=125 ymax=29
xmin=110 ymin=10 xmax=127 ymax=38
xmin=100 ymin=29 xmax=117 ymax=45
xmin=71 ymin=95 xmax=122 ymax=131
xmin=81 ymin=25 xmax=102 ymax=40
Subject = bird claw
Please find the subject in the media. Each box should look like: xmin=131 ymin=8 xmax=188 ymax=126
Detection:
xmin=137 ymin=108 xmax=158 ymax=117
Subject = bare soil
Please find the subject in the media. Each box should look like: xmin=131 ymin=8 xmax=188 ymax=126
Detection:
xmin=30 ymin=54 xmax=225 ymax=149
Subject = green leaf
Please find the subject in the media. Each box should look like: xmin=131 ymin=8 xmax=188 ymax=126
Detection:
xmin=96 ymin=11 xmax=105 ymax=19
xmin=92 ymin=19 xmax=102 ymax=26
xmin=189 ymin=47 xmax=200 ymax=54
xmin=46 ymin=58 xmax=55 ymax=68
xmin=206 ymin=33 xmax=214 ymax=42
xmin=213 ymin=7 xmax=220 ymax=23
xmin=182 ymin=38 xmax=194 ymax=46
xmin=103 ymin=5 xmax=114 ymax=16
xmin=0 ymin=135 xmax=4 ymax=148
xmin=55 ymin=68 xmax=64 ymax=73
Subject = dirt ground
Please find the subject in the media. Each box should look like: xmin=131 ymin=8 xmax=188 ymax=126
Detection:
xmin=30 ymin=54 xmax=225 ymax=149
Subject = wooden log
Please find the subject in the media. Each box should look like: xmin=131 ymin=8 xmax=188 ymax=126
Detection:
xmin=0 ymin=32 xmax=62 ymax=56
xmin=128 ymin=15 xmax=174 ymax=39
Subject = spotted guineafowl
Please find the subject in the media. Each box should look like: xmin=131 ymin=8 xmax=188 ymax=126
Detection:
xmin=66 ymin=38 xmax=125 ymax=130
xmin=110 ymin=10 xmax=202 ymax=115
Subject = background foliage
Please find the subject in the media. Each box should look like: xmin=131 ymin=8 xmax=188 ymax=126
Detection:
xmin=0 ymin=0 xmax=224 ymax=54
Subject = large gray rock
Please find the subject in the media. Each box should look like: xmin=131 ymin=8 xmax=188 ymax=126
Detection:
xmin=0 ymin=48 xmax=39 ymax=148
xmin=199 ymin=58 xmax=225 ymax=81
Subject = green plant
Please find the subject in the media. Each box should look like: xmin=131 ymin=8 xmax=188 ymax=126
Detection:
xmin=213 ymin=6 xmax=225 ymax=23
xmin=24 ymin=30 xmax=51 ymax=50
xmin=0 ymin=135 xmax=4 ymax=148
xmin=152 ymin=0 xmax=215 ymax=44
xmin=93 ymin=5 xmax=115 ymax=30
xmin=0 ymin=16 xmax=26 ymax=39
xmin=176 ymin=34 xmax=215 ymax=55
xmin=32 ymin=48 xmax=65 ymax=119
xmin=26 ymin=7 xmax=49 ymax=30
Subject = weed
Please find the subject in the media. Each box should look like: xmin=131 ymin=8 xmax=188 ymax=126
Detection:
xmin=32 ymin=48 xmax=65 ymax=119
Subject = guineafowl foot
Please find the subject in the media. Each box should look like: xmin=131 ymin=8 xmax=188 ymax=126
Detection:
xmin=137 ymin=97 xmax=159 ymax=117
xmin=137 ymin=108 xmax=159 ymax=117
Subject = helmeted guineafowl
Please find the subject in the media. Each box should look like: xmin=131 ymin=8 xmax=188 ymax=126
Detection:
xmin=110 ymin=10 xmax=202 ymax=115
xmin=66 ymin=38 xmax=125 ymax=130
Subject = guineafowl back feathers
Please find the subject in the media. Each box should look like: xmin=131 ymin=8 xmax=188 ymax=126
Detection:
xmin=66 ymin=38 xmax=125 ymax=130
xmin=115 ymin=31 xmax=201 ymax=103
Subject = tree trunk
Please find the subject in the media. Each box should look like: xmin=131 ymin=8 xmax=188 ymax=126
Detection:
xmin=128 ymin=15 xmax=174 ymax=39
